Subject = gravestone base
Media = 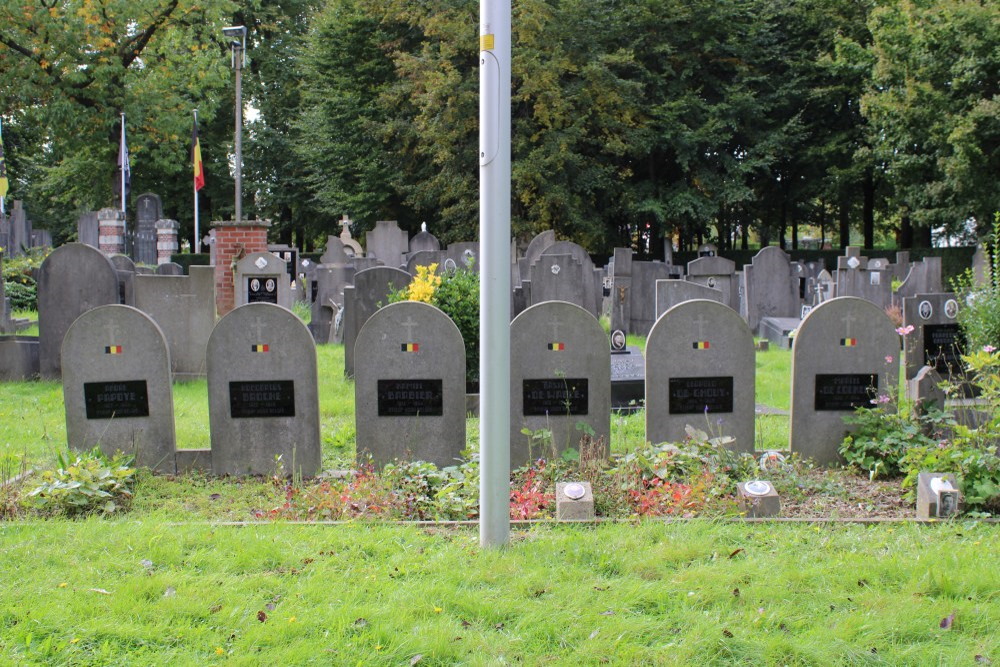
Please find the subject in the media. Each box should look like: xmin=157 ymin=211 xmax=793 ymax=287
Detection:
xmin=556 ymin=482 xmax=595 ymax=521
xmin=759 ymin=317 xmax=800 ymax=350
xmin=466 ymin=393 xmax=479 ymax=417
xmin=737 ymin=481 xmax=781 ymax=518
xmin=0 ymin=335 xmax=40 ymax=380
xmin=175 ymin=449 xmax=213 ymax=474
xmin=611 ymin=347 xmax=645 ymax=412
xmin=916 ymin=472 xmax=961 ymax=519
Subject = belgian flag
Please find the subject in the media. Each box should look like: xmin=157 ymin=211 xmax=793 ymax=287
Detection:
xmin=192 ymin=117 xmax=205 ymax=191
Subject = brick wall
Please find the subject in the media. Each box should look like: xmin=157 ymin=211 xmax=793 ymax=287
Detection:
xmin=211 ymin=220 xmax=270 ymax=316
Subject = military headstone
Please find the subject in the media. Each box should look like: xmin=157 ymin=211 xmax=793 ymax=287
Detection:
xmin=207 ymin=303 xmax=321 ymax=477
xmin=789 ymin=297 xmax=900 ymax=465
xmin=61 ymin=305 xmax=176 ymax=473
xmin=741 ymin=246 xmax=799 ymax=333
xmin=354 ymin=301 xmax=466 ymax=467
xmin=646 ymin=299 xmax=755 ymax=453
xmin=37 ymin=243 xmax=120 ymax=378
xmin=343 ymin=266 xmax=411 ymax=377
xmin=510 ymin=301 xmax=610 ymax=466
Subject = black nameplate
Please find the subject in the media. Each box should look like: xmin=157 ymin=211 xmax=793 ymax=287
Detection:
xmin=84 ymin=380 xmax=150 ymax=420
xmin=229 ymin=380 xmax=296 ymax=418
xmin=814 ymin=374 xmax=877 ymax=411
xmin=523 ymin=378 xmax=588 ymax=416
xmin=247 ymin=276 xmax=279 ymax=304
xmin=377 ymin=379 xmax=443 ymax=417
xmin=668 ymin=376 xmax=734 ymax=414
xmin=923 ymin=324 xmax=965 ymax=373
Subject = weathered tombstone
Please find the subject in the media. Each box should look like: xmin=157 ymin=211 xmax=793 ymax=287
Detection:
xmin=235 ymin=252 xmax=292 ymax=309
xmin=741 ymin=246 xmax=799 ymax=334
xmin=907 ymin=365 xmax=947 ymax=414
xmin=37 ymin=243 xmax=120 ymax=378
xmin=0 ymin=335 xmax=39 ymax=380
xmin=109 ymin=254 xmax=136 ymax=306
xmin=409 ymin=225 xmax=441 ymax=253
xmin=133 ymin=193 xmax=162 ymax=265
xmin=444 ymin=241 xmax=481 ymax=273
xmin=155 ymin=261 xmax=184 ymax=276
xmin=343 ymin=266 xmax=411 ymax=377
xmin=655 ymin=279 xmax=724 ymax=319
xmin=134 ymin=266 xmax=216 ymax=380
xmin=902 ymin=292 xmax=966 ymax=381
xmin=366 ymin=220 xmax=409 ymax=267
xmin=629 ymin=261 xmax=681 ymax=334
xmin=610 ymin=345 xmax=645 ymax=411
xmin=835 ymin=247 xmax=892 ymax=309
xmin=609 ymin=248 xmax=633 ymax=337
xmin=687 ymin=255 xmax=738 ymax=310
xmin=759 ymin=317 xmax=801 ymax=351
xmin=207 ymin=303 xmax=321 ymax=477
xmin=646 ymin=299 xmax=755 ymax=453
xmin=406 ymin=249 xmax=445 ymax=276
xmin=816 ymin=269 xmax=836 ymax=303
xmin=971 ymin=244 xmax=991 ymax=288
xmin=354 ymin=301 xmax=466 ymax=467
xmin=61 ymin=305 xmax=176 ymax=473
xmin=510 ymin=301 xmax=610 ymax=466
xmin=895 ymin=256 xmax=943 ymax=303
xmin=530 ymin=254 xmax=593 ymax=316
xmin=337 ymin=214 xmax=365 ymax=257
xmin=77 ymin=211 xmax=99 ymax=248
xmin=789 ymin=297 xmax=900 ymax=465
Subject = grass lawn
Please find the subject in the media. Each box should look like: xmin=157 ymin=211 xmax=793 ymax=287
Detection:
xmin=3 ymin=332 xmax=998 ymax=663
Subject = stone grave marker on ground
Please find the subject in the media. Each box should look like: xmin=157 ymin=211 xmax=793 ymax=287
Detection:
xmin=343 ymin=266 xmax=411 ymax=377
xmin=646 ymin=299 xmax=755 ymax=453
xmin=510 ymin=301 xmax=610 ymax=466
xmin=134 ymin=266 xmax=216 ymax=380
xmin=61 ymin=305 xmax=176 ymax=473
xmin=207 ymin=303 xmax=321 ymax=477
xmin=366 ymin=220 xmax=409 ymax=267
xmin=902 ymin=292 xmax=966 ymax=381
xmin=38 ymin=243 xmax=120 ymax=378
xmin=655 ymin=279 xmax=724 ymax=319
xmin=133 ymin=193 xmax=162 ymax=265
xmin=687 ymin=255 xmax=738 ymax=311
xmin=741 ymin=246 xmax=799 ymax=333
xmin=235 ymin=252 xmax=292 ymax=309
xmin=354 ymin=301 xmax=466 ymax=467
xmin=409 ymin=225 xmax=440 ymax=254
xmin=789 ymin=297 xmax=899 ymax=465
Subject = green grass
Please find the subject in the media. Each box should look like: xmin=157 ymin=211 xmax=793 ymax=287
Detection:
xmin=1 ymin=520 xmax=997 ymax=664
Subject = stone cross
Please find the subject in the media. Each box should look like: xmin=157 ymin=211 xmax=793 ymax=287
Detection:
xmin=105 ymin=320 xmax=123 ymax=344
xmin=401 ymin=316 xmax=418 ymax=341
xmin=693 ymin=313 xmax=708 ymax=340
xmin=251 ymin=316 xmax=266 ymax=342
xmin=843 ymin=310 xmax=856 ymax=340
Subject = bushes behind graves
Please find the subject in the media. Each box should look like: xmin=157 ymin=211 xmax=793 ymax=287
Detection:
xmin=2 ymin=247 xmax=48 ymax=311
xmin=954 ymin=215 xmax=1000 ymax=350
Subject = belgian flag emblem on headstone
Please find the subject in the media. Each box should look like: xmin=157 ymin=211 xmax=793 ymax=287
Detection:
xmin=104 ymin=345 xmax=123 ymax=355
xmin=692 ymin=341 xmax=710 ymax=350
xmin=840 ymin=338 xmax=857 ymax=347
xmin=251 ymin=344 xmax=269 ymax=353
xmin=401 ymin=343 xmax=419 ymax=352
xmin=547 ymin=342 xmax=565 ymax=351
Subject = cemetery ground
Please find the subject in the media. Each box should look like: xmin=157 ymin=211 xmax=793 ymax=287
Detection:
xmin=1 ymin=336 xmax=999 ymax=663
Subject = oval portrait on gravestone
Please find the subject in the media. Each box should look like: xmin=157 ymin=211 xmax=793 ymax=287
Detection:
xmin=250 ymin=278 xmax=261 ymax=292
xmin=610 ymin=329 xmax=626 ymax=351
xmin=707 ymin=277 xmax=717 ymax=288
xmin=265 ymin=278 xmax=276 ymax=292
xmin=919 ymin=300 xmax=933 ymax=320
xmin=944 ymin=299 xmax=958 ymax=319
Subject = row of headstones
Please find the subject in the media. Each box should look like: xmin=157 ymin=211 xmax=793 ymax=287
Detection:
xmin=0 ymin=200 xmax=51 ymax=258
xmin=353 ymin=295 xmax=915 ymax=470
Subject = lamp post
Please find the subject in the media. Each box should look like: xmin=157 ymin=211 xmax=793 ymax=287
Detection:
xmin=223 ymin=26 xmax=247 ymax=221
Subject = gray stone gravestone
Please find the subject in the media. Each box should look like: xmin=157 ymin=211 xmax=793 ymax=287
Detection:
xmin=609 ymin=248 xmax=633 ymax=336
xmin=354 ymin=301 xmax=466 ymax=467
xmin=207 ymin=303 xmax=321 ymax=477
xmin=134 ymin=193 xmax=162 ymax=265
xmin=741 ymin=246 xmax=799 ymax=334
xmin=629 ymin=261 xmax=682 ymax=334
xmin=759 ymin=317 xmax=801 ymax=351
xmin=409 ymin=226 xmax=441 ymax=253
xmin=654 ymin=279 xmax=724 ymax=319
xmin=155 ymin=262 xmax=184 ymax=276
xmin=77 ymin=211 xmax=99 ymax=248
xmin=444 ymin=241 xmax=481 ymax=273
xmin=343 ymin=266 xmax=412 ymax=377
xmin=134 ymin=266 xmax=216 ymax=380
xmin=366 ymin=220 xmax=409 ymax=268
xmin=902 ymin=292 xmax=966 ymax=381
xmin=61 ymin=305 xmax=176 ymax=473
xmin=38 ymin=243 xmax=120 ymax=378
xmin=646 ymin=299 xmax=755 ymax=453
xmin=789 ymin=297 xmax=900 ymax=465
xmin=510 ymin=301 xmax=610 ymax=466
xmin=235 ymin=252 xmax=293 ymax=309
xmin=406 ymin=250 xmax=446 ymax=276
xmin=687 ymin=255 xmax=738 ymax=311
xmin=109 ymin=254 xmax=136 ymax=306
xmin=895 ymin=257 xmax=943 ymax=307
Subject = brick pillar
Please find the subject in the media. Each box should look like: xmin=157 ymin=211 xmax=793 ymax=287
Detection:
xmin=211 ymin=219 xmax=270 ymax=316
xmin=98 ymin=207 xmax=126 ymax=255
xmin=155 ymin=219 xmax=180 ymax=265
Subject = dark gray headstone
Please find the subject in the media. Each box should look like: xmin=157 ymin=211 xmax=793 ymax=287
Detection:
xmin=207 ymin=303 xmax=321 ymax=477
xmin=510 ymin=301 xmax=610 ymax=466
xmin=759 ymin=317 xmax=801 ymax=351
xmin=902 ymin=292 xmax=965 ymax=381
xmin=895 ymin=257 xmax=943 ymax=306
xmin=646 ymin=299 xmax=755 ymax=453
xmin=61 ymin=305 xmax=176 ymax=473
xmin=741 ymin=246 xmax=799 ymax=334
xmin=687 ymin=255 xmax=738 ymax=310
xmin=38 ymin=243 xmax=120 ymax=378
xmin=155 ymin=262 xmax=184 ymax=276
xmin=790 ymin=297 xmax=899 ymax=465
xmin=655 ymin=279 xmax=724 ymax=319
xmin=355 ymin=301 xmax=466 ymax=467
xmin=409 ymin=229 xmax=441 ymax=254
xmin=77 ymin=211 xmax=99 ymax=248
xmin=134 ymin=193 xmax=162 ymax=265
xmin=629 ymin=261 xmax=682 ymax=334
xmin=343 ymin=266 xmax=411 ymax=377
xmin=610 ymin=346 xmax=644 ymax=412
xmin=366 ymin=220 xmax=408 ymax=268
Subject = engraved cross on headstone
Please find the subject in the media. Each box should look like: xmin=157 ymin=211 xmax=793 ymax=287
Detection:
xmin=843 ymin=310 xmax=856 ymax=340
xmin=251 ymin=316 xmax=266 ymax=343
xmin=105 ymin=319 xmax=123 ymax=344
xmin=550 ymin=318 xmax=561 ymax=342
xmin=401 ymin=316 xmax=418 ymax=341
xmin=693 ymin=314 xmax=708 ymax=341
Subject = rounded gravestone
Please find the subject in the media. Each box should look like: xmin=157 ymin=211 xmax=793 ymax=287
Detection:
xmin=355 ymin=301 xmax=466 ymax=467
xmin=61 ymin=305 xmax=176 ymax=473
xmin=38 ymin=243 xmax=120 ymax=378
xmin=510 ymin=300 xmax=610 ymax=466
xmin=646 ymin=299 xmax=755 ymax=453
xmin=207 ymin=302 xmax=321 ymax=477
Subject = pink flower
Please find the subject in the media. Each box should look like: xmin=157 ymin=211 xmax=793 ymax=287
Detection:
xmin=896 ymin=325 xmax=914 ymax=336
xmin=885 ymin=355 xmax=894 ymax=364
xmin=869 ymin=394 xmax=891 ymax=405
xmin=984 ymin=345 xmax=997 ymax=353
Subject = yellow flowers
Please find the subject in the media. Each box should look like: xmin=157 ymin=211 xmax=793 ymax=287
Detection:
xmin=215 ymin=647 xmax=224 ymax=655
xmin=58 ymin=582 xmax=68 ymax=588
xmin=433 ymin=606 xmax=443 ymax=614
xmin=404 ymin=264 xmax=441 ymax=303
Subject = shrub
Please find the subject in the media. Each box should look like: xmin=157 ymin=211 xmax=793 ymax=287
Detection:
xmin=2 ymin=246 xmax=49 ymax=311
xmin=839 ymin=403 xmax=941 ymax=478
xmin=24 ymin=449 xmax=137 ymax=516
xmin=954 ymin=214 xmax=1000 ymax=350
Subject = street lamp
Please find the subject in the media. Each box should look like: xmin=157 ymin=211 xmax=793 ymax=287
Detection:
xmin=222 ymin=25 xmax=247 ymax=221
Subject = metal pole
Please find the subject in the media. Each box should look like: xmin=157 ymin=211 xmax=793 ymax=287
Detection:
xmin=233 ymin=43 xmax=243 ymax=222
xmin=120 ymin=113 xmax=127 ymax=235
xmin=193 ymin=109 xmax=201 ymax=253
xmin=479 ymin=0 xmax=512 ymax=548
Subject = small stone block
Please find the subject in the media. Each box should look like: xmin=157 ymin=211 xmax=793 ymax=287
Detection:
xmin=916 ymin=472 xmax=961 ymax=519
xmin=175 ymin=449 xmax=212 ymax=474
xmin=755 ymin=340 xmax=769 ymax=352
xmin=737 ymin=480 xmax=781 ymax=518
xmin=556 ymin=481 xmax=595 ymax=521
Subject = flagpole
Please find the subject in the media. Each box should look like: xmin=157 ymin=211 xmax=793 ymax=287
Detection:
xmin=193 ymin=109 xmax=201 ymax=253
xmin=120 ymin=113 xmax=127 ymax=236
xmin=0 ymin=116 xmax=6 ymax=218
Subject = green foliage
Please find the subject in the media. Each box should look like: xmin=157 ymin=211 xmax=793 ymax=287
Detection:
xmin=2 ymin=248 xmax=48 ymax=311
xmin=24 ymin=449 xmax=137 ymax=517
xmin=840 ymin=404 xmax=943 ymax=479
xmin=953 ymin=216 xmax=1000 ymax=350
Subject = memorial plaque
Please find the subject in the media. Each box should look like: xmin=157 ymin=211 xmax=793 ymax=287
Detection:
xmin=922 ymin=323 xmax=964 ymax=372
xmin=377 ymin=379 xmax=444 ymax=417
xmin=814 ymin=373 xmax=877 ymax=411
xmin=523 ymin=378 xmax=588 ymax=416
xmin=247 ymin=277 xmax=279 ymax=304
xmin=83 ymin=380 xmax=150 ymax=420
xmin=229 ymin=380 xmax=296 ymax=418
xmin=668 ymin=376 xmax=734 ymax=415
